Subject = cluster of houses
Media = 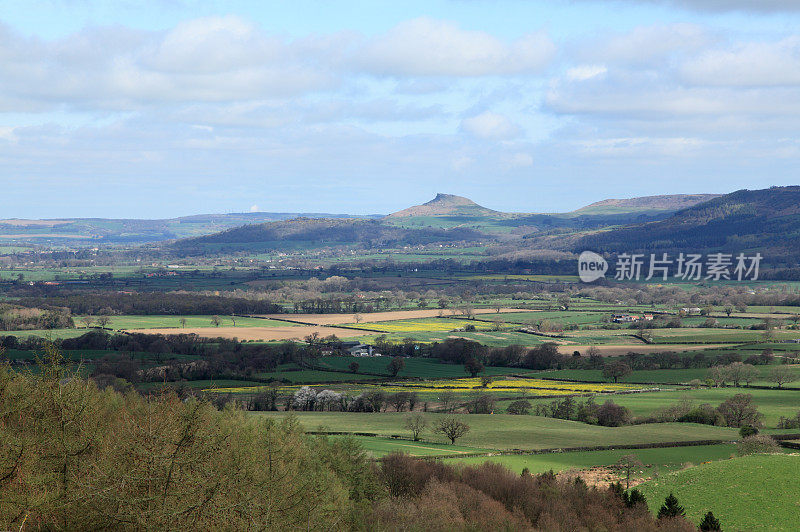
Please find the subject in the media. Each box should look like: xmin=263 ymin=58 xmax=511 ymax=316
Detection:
xmin=611 ymin=313 xmax=654 ymax=323
xmin=320 ymin=341 xmax=383 ymax=357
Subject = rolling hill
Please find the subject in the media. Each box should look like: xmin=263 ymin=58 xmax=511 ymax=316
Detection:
xmin=571 ymin=194 xmax=722 ymax=216
xmin=171 ymin=218 xmax=487 ymax=254
xmin=575 ymin=186 xmax=800 ymax=262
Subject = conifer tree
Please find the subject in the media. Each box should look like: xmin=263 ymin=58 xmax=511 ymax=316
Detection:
xmin=657 ymin=493 xmax=686 ymax=519
xmin=699 ymin=511 xmax=721 ymax=531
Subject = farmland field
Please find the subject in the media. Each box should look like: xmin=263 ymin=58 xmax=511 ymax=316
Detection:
xmin=536 ymin=365 xmax=800 ymax=388
xmin=255 ymin=412 xmax=741 ymax=450
xmin=316 ymin=356 xmax=528 ymax=378
xmin=639 ymin=454 xmax=800 ymax=531
xmin=78 ymin=314 xmax=297 ymax=329
xmin=442 ymin=443 xmax=741 ymax=474
xmin=258 ymin=308 xmax=533 ymax=326
xmin=126 ymin=325 xmax=372 ymax=341
xmin=526 ymin=387 xmax=800 ymax=428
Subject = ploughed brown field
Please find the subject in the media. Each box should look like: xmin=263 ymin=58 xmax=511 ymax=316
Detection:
xmin=256 ymin=307 xmax=534 ymax=326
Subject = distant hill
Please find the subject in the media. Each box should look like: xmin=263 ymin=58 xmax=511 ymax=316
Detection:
xmin=171 ymin=218 xmax=486 ymax=254
xmin=387 ymin=193 xmax=501 ymax=218
xmin=571 ymin=194 xmax=722 ymax=216
xmin=0 ymin=212 xmax=381 ymax=245
xmin=576 ymin=186 xmax=800 ymax=261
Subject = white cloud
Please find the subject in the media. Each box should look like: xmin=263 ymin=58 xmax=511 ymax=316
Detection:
xmin=358 ymin=17 xmax=555 ymax=77
xmin=460 ymin=111 xmax=521 ymax=139
xmin=502 ymin=152 xmax=534 ymax=168
xmin=586 ymin=23 xmax=710 ymax=65
xmin=680 ymin=37 xmax=800 ymax=87
xmin=249 ymin=204 xmax=259 ymax=212
xmin=0 ymin=17 xmax=340 ymax=111
xmin=566 ymin=65 xmax=607 ymax=81
xmin=577 ymin=0 xmax=800 ymax=12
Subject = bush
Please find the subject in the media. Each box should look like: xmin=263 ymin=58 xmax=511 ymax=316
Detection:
xmin=739 ymin=425 xmax=759 ymax=438
xmin=0 ymin=351 xmax=373 ymax=529
xmin=678 ymin=403 xmax=720 ymax=425
xmin=506 ymin=399 xmax=532 ymax=415
xmin=596 ymin=400 xmax=632 ymax=427
xmin=717 ymin=394 xmax=763 ymax=428
xmin=737 ymin=434 xmax=780 ymax=456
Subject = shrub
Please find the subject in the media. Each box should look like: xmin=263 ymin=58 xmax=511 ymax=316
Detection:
xmin=678 ymin=403 xmax=720 ymax=425
xmin=506 ymin=399 xmax=532 ymax=415
xmin=717 ymin=394 xmax=763 ymax=428
xmin=596 ymin=400 xmax=632 ymax=427
xmin=739 ymin=425 xmax=759 ymax=438
xmin=737 ymin=434 xmax=780 ymax=456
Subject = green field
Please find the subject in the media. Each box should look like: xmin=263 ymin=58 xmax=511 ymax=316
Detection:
xmin=0 ymin=328 xmax=88 ymax=340
xmin=317 ymin=356 xmax=529 ymax=379
xmin=537 ymin=364 xmax=800 ymax=388
xmin=254 ymin=369 xmax=384 ymax=383
xmin=443 ymin=443 xmax=740 ymax=475
xmin=359 ymin=330 xmax=547 ymax=347
xmin=639 ymin=454 xmax=800 ymax=531
xmin=333 ymin=435 xmax=491 ymax=457
xmin=526 ymin=387 xmax=800 ymax=428
xmin=76 ymin=315 xmax=295 ymax=329
xmin=255 ymin=412 xmax=740 ymax=450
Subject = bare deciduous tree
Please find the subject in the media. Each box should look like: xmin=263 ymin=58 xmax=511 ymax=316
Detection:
xmin=435 ymin=416 xmax=470 ymax=445
xmin=404 ymin=413 xmax=427 ymax=441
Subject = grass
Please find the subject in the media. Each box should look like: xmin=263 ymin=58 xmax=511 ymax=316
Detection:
xmin=76 ymin=315 xmax=295 ymax=329
xmin=536 ymin=364 xmax=800 ymax=388
xmin=526 ymin=387 xmax=800 ymax=428
xmin=638 ymin=454 xmax=800 ymax=531
xmin=253 ymin=369 xmax=384 ymax=383
xmin=254 ymin=412 xmax=741 ymax=450
xmin=0 ymin=328 xmax=90 ymax=340
xmin=331 ymin=435 xmax=490 ymax=457
xmin=317 ymin=356 xmax=527 ymax=379
xmin=359 ymin=330 xmax=547 ymax=347
xmin=442 ymin=443 xmax=740 ymax=475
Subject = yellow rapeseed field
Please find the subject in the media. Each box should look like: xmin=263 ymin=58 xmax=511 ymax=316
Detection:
xmin=207 ymin=377 xmax=653 ymax=396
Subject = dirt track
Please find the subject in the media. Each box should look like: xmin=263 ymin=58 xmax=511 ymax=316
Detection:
xmin=557 ymin=344 xmax=731 ymax=356
xmin=126 ymin=326 xmax=372 ymax=341
xmin=257 ymin=308 xmax=534 ymax=326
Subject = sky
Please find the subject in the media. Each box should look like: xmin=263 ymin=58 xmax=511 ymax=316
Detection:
xmin=1 ymin=0 xmax=799 ymax=218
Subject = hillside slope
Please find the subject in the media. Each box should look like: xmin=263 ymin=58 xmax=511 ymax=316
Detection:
xmin=571 ymin=194 xmax=721 ymax=216
xmin=576 ymin=186 xmax=800 ymax=261
xmin=171 ymin=218 xmax=486 ymax=253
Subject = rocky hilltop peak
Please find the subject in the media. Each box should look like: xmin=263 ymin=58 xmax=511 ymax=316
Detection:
xmin=387 ymin=193 xmax=500 ymax=217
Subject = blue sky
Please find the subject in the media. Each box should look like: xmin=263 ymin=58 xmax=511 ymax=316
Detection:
xmin=1 ymin=0 xmax=799 ymax=218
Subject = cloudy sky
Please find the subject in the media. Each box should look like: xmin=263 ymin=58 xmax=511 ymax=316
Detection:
xmin=2 ymin=0 xmax=799 ymax=218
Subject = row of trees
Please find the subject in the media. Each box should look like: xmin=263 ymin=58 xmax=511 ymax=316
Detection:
xmin=650 ymin=395 xmax=763 ymax=428
xmin=707 ymin=362 xmax=798 ymax=388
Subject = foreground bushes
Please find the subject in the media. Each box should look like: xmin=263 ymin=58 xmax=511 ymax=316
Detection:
xmin=0 ymin=349 xmax=377 ymax=530
xmin=373 ymin=454 xmax=694 ymax=531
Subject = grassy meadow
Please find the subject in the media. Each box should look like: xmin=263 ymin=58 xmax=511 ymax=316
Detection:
xmin=639 ymin=454 xmax=800 ymax=531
